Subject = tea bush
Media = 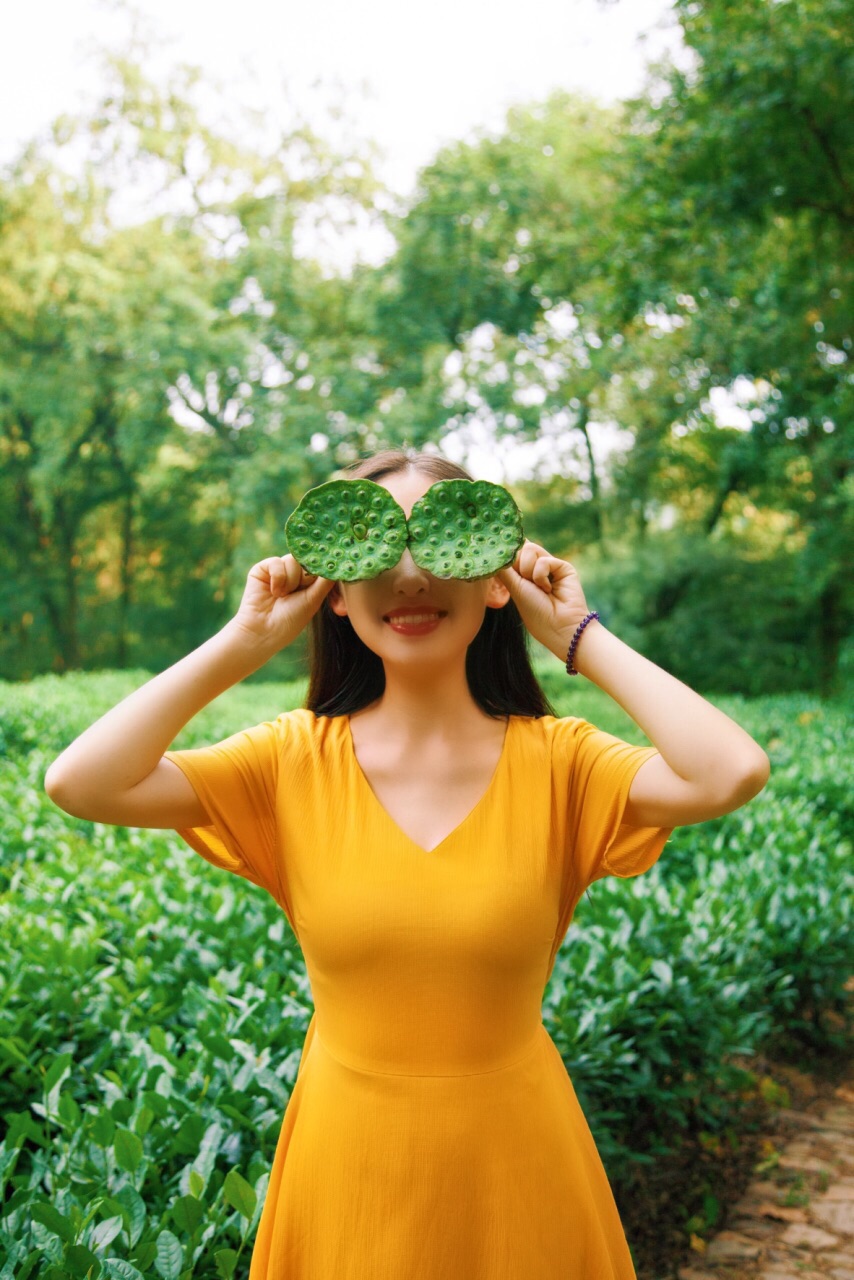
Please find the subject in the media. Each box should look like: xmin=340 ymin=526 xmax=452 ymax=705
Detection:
xmin=0 ymin=669 xmax=850 ymax=1278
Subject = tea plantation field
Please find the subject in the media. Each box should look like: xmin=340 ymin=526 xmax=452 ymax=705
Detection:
xmin=1 ymin=669 xmax=851 ymax=1279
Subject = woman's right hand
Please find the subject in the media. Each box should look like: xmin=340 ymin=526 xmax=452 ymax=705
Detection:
xmin=44 ymin=554 xmax=333 ymax=829
xmin=231 ymin=555 xmax=335 ymax=652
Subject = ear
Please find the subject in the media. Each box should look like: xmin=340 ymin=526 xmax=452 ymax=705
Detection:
xmin=484 ymin=576 xmax=511 ymax=609
xmin=327 ymin=582 xmax=348 ymax=617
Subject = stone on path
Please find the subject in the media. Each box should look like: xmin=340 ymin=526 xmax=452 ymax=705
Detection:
xmin=671 ymin=1057 xmax=854 ymax=1280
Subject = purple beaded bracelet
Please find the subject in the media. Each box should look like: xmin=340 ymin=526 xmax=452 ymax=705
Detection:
xmin=565 ymin=611 xmax=600 ymax=676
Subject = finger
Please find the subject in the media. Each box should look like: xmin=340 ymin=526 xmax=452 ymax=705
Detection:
xmin=533 ymin=555 xmax=554 ymax=591
xmin=269 ymin=557 xmax=293 ymax=594
xmin=248 ymin=558 xmax=276 ymax=590
xmin=496 ymin=563 xmax=524 ymax=599
xmin=281 ymin=554 xmax=316 ymax=593
xmin=519 ymin=541 xmax=551 ymax=579
xmin=307 ymin=574 xmax=336 ymax=599
xmin=516 ymin=543 xmax=554 ymax=583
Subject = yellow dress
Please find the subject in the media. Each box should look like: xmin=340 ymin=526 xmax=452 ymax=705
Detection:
xmin=165 ymin=710 xmax=671 ymax=1279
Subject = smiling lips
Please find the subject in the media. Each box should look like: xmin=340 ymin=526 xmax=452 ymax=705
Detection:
xmin=383 ymin=607 xmax=447 ymax=632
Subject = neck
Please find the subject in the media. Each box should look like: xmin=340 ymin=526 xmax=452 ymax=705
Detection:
xmin=362 ymin=658 xmax=494 ymax=741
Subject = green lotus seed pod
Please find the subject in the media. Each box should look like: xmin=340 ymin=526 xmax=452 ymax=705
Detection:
xmin=407 ymin=480 xmax=524 ymax=580
xmin=285 ymin=479 xmax=408 ymax=580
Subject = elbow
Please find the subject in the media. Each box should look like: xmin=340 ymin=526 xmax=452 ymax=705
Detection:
xmin=44 ymin=759 xmax=64 ymax=803
xmin=44 ymin=760 xmax=87 ymax=818
xmin=728 ymin=747 xmax=771 ymax=808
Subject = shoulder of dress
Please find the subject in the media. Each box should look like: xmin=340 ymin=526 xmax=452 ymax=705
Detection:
xmin=273 ymin=707 xmax=315 ymax=728
xmin=272 ymin=707 xmax=345 ymax=748
xmin=528 ymin=716 xmax=600 ymax=767
xmin=523 ymin=714 xmax=588 ymax=737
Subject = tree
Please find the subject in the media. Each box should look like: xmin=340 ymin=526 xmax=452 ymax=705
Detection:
xmin=607 ymin=0 xmax=854 ymax=690
xmin=0 ymin=47 xmax=386 ymax=678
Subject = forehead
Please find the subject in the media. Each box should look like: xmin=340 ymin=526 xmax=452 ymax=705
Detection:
xmin=373 ymin=468 xmax=437 ymax=518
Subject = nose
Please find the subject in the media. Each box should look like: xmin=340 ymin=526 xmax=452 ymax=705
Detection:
xmin=388 ymin=545 xmax=432 ymax=588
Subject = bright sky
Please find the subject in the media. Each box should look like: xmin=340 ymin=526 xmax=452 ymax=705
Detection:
xmin=4 ymin=0 xmax=681 ymax=199
xmin=4 ymin=0 xmax=700 ymax=482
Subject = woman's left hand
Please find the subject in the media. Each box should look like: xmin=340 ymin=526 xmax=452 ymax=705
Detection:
xmin=496 ymin=540 xmax=592 ymax=660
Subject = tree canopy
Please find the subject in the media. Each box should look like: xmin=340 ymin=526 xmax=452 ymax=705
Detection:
xmin=2 ymin=5 xmax=851 ymax=694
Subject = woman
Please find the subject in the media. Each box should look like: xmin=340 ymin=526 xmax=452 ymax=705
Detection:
xmin=45 ymin=447 xmax=770 ymax=1279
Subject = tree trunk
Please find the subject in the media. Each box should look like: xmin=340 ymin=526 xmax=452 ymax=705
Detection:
xmin=577 ymin=404 xmax=604 ymax=544
xmin=53 ymin=496 xmax=81 ymax=670
xmin=117 ymin=488 xmax=135 ymax=667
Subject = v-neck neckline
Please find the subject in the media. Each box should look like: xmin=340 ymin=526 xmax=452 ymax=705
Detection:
xmin=344 ymin=714 xmax=513 ymax=855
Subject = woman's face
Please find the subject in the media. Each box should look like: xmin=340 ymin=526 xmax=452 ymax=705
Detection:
xmin=327 ymin=469 xmax=511 ymax=665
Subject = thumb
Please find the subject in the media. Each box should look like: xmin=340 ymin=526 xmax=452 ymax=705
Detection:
xmin=496 ymin=563 xmax=529 ymax=604
xmin=303 ymin=574 xmax=336 ymax=603
xmin=496 ymin=564 xmax=516 ymax=587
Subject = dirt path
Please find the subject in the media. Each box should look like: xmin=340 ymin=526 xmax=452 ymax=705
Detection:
xmin=676 ymin=1056 xmax=854 ymax=1280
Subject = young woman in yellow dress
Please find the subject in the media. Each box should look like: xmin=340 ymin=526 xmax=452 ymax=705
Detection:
xmin=46 ymin=447 xmax=770 ymax=1279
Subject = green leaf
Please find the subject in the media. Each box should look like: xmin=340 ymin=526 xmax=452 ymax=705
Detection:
xmin=42 ymin=1052 xmax=73 ymax=1095
xmin=188 ymin=1170 xmax=205 ymax=1199
xmin=102 ymin=1261 xmax=146 ymax=1280
xmin=90 ymin=1109 xmax=115 ymax=1147
xmin=154 ymin=1230 xmax=183 ymax=1280
xmin=114 ymin=1127 xmax=144 ymax=1173
xmin=134 ymin=1105 xmax=155 ymax=1137
xmin=222 ymin=1168 xmax=257 ymax=1219
xmin=141 ymin=1090 xmax=169 ymax=1119
xmin=114 ymin=1185 xmax=146 ymax=1248
xmin=191 ymin=1121 xmax=223 ymax=1185
xmin=31 ymin=1201 xmax=75 ymax=1243
xmin=63 ymin=1245 xmax=101 ymax=1278
xmin=149 ymin=1026 xmax=168 ymax=1054
xmin=90 ymin=1214 xmax=124 ymax=1250
xmin=96 ymin=1196 xmax=128 ymax=1234
xmin=0 ymin=1036 xmax=30 ymax=1066
xmin=171 ymin=1194 xmax=203 ymax=1234
xmin=58 ymin=1091 xmax=81 ymax=1126
xmin=14 ymin=1250 xmax=42 ymax=1280
xmin=132 ymin=1242 xmax=157 ymax=1272
xmin=3 ymin=1111 xmax=46 ymax=1147
xmin=214 ymin=1249 xmax=239 ymax=1280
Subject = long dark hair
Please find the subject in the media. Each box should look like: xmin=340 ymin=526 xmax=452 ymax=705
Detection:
xmin=304 ymin=448 xmax=556 ymax=719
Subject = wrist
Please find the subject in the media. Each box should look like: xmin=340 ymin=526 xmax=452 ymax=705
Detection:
xmin=221 ymin=617 xmax=282 ymax=672
xmin=555 ymin=614 xmax=605 ymax=676
xmin=547 ymin=620 xmax=603 ymax=665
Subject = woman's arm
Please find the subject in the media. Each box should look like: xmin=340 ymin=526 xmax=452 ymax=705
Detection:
xmin=552 ymin=620 xmax=770 ymax=828
xmin=44 ymin=557 xmax=333 ymax=828
xmin=497 ymin=542 xmax=770 ymax=829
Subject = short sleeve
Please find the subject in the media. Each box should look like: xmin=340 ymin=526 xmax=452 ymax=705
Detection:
xmin=164 ymin=718 xmax=283 ymax=905
xmin=557 ymin=716 xmax=673 ymax=897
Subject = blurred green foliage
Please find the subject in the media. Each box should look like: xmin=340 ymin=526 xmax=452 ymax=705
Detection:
xmin=1 ymin=670 xmax=851 ymax=1276
xmin=1 ymin=0 xmax=851 ymax=694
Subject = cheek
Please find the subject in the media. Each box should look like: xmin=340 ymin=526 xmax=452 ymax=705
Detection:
xmin=342 ymin=589 xmax=384 ymax=631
